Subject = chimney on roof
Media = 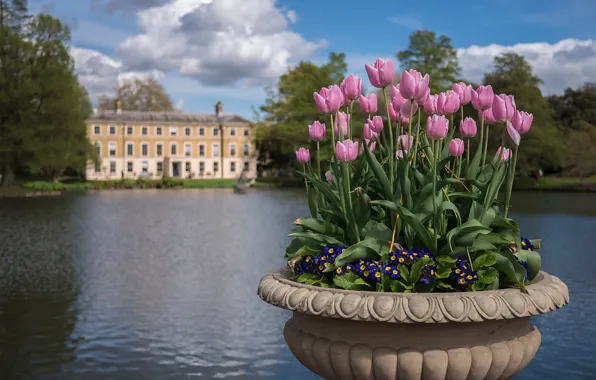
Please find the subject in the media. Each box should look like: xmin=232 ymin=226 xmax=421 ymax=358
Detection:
xmin=215 ymin=101 xmax=223 ymax=118
xmin=116 ymin=99 xmax=122 ymax=114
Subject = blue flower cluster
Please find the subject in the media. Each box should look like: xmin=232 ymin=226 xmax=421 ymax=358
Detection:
xmin=383 ymin=248 xmax=436 ymax=284
xmin=521 ymin=237 xmax=535 ymax=251
xmin=296 ymin=245 xmax=345 ymax=275
xmin=451 ymin=257 xmax=479 ymax=287
xmin=352 ymin=259 xmax=383 ymax=282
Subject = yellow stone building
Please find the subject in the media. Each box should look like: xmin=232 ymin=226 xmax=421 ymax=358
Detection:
xmin=86 ymin=105 xmax=256 ymax=180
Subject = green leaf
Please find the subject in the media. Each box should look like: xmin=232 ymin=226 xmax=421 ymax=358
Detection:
xmin=294 ymin=245 xmax=321 ymax=257
xmin=294 ymin=218 xmax=344 ymax=236
xmin=495 ymin=251 xmax=527 ymax=287
xmin=435 ymin=266 xmax=452 ymax=279
xmin=476 ymin=233 xmax=515 ymax=248
xmin=473 ymin=252 xmax=498 ymax=268
xmin=297 ymin=273 xmax=319 ymax=283
xmin=307 ymin=190 xmax=317 ymax=218
xmin=363 ymin=142 xmax=393 ymax=200
xmin=288 ymin=231 xmax=345 ymax=246
xmin=409 ymin=257 xmax=434 ymax=284
xmin=353 ymin=192 xmax=372 ymax=232
xmin=447 ymin=219 xmax=492 ymax=250
xmin=436 ymin=255 xmax=457 ymax=264
xmin=398 ymin=264 xmax=410 ymax=283
xmin=363 ymin=220 xmax=392 ymax=242
xmin=517 ymin=249 xmax=541 ymax=281
xmin=333 ymin=272 xmax=372 ymax=290
xmin=436 ymin=282 xmax=455 ymax=291
xmin=479 ymin=207 xmax=496 ymax=228
xmin=529 ymin=239 xmax=541 ymax=250
xmin=390 ymin=280 xmax=412 ymax=292
xmin=438 ymin=201 xmax=462 ymax=226
xmin=285 ymin=238 xmax=303 ymax=256
xmin=471 ymin=282 xmax=486 ymax=291
xmin=465 ymin=140 xmax=483 ymax=180
xmin=482 ymin=163 xmax=507 ymax=214
xmin=478 ymin=267 xmax=499 ymax=285
xmin=330 ymin=238 xmax=385 ymax=269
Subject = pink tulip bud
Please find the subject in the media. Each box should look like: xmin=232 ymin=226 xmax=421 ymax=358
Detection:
xmin=314 ymin=85 xmax=344 ymax=114
xmin=361 ymin=139 xmax=376 ymax=153
xmin=296 ymin=147 xmax=310 ymax=163
xmin=334 ymin=111 xmax=350 ymax=138
xmin=395 ymin=150 xmax=405 ymax=159
xmin=365 ymin=58 xmax=395 ymax=88
xmin=398 ymin=99 xmax=418 ymax=118
xmin=426 ymin=115 xmax=449 ymax=140
xmin=340 ymin=74 xmax=362 ymax=101
xmin=424 ymin=94 xmax=438 ymax=115
xmin=399 ymin=115 xmax=410 ymax=125
xmin=479 ymin=108 xmax=497 ymax=124
xmin=507 ymin=121 xmax=520 ymax=146
xmin=436 ymin=90 xmax=461 ymax=116
xmin=389 ymin=105 xmax=399 ymax=121
xmin=397 ymin=134 xmax=414 ymax=152
xmin=336 ymin=139 xmax=359 ymax=162
xmin=471 ymin=85 xmax=494 ymax=110
xmin=325 ymin=171 xmax=333 ymax=184
xmin=449 ymin=138 xmax=465 ymax=157
xmin=497 ymin=147 xmax=512 ymax=161
xmin=359 ymin=93 xmax=378 ymax=114
xmin=492 ymin=94 xmax=516 ymax=122
xmin=308 ymin=120 xmax=326 ymax=141
xmin=369 ymin=116 xmax=384 ymax=133
xmin=399 ymin=69 xmax=430 ymax=100
xmin=512 ymin=111 xmax=533 ymax=135
xmin=452 ymin=82 xmax=473 ymax=105
xmin=363 ymin=121 xmax=379 ymax=141
xmin=460 ymin=117 xmax=477 ymax=138
xmin=391 ymin=86 xmax=407 ymax=109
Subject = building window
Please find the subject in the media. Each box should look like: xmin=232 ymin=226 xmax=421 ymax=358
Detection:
xmin=199 ymin=144 xmax=205 ymax=157
xmin=185 ymin=162 xmax=191 ymax=173
xmin=184 ymin=143 xmax=191 ymax=157
xmin=94 ymin=125 xmax=101 ymax=135
xmin=157 ymin=162 xmax=163 ymax=173
xmin=213 ymin=127 xmax=219 ymax=137
xmin=156 ymin=143 xmax=163 ymax=157
xmin=244 ymin=161 xmax=249 ymax=171
xmin=94 ymin=144 xmax=101 ymax=173
xmin=127 ymin=162 xmax=133 ymax=173
xmin=127 ymin=126 xmax=133 ymax=136
xmin=171 ymin=143 xmax=177 ymax=156
xmin=212 ymin=143 xmax=219 ymax=157
xmin=109 ymin=125 xmax=116 ymax=135
xmin=142 ymin=126 xmax=148 ymax=136
xmin=127 ymin=143 xmax=133 ymax=156
xmin=243 ymin=144 xmax=249 ymax=157
xmin=244 ymin=128 xmax=250 ymax=137
xmin=157 ymin=127 xmax=162 ymax=136
xmin=142 ymin=161 xmax=148 ymax=173
xmin=230 ymin=161 xmax=236 ymax=172
xmin=109 ymin=142 xmax=117 ymax=157
xmin=110 ymin=161 xmax=116 ymax=173
xmin=170 ymin=127 xmax=177 ymax=136
xmin=230 ymin=143 xmax=236 ymax=157
xmin=142 ymin=143 xmax=148 ymax=156
xmin=213 ymin=161 xmax=219 ymax=172
xmin=230 ymin=128 xmax=236 ymax=137
xmin=199 ymin=161 xmax=205 ymax=173
xmin=94 ymin=142 xmax=101 ymax=156
xmin=185 ymin=127 xmax=191 ymax=136
xmin=199 ymin=127 xmax=205 ymax=136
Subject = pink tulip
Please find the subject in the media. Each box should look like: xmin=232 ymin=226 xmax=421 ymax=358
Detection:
xmin=359 ymin=93 xmax=378 ymax=114
xmin=395 ymin=150 xmax=405 ymax=159
xmin=389 ymin=105 xmax=399 ymax=121
xmin=361 ymin=139 xmax=376 ymax=153
xmin=460 ymin=117 xmax=477 ymax=138
xmin=478 ymin=108 xmax=497 ymax=124
xmin=436 ymin=90 xmax=461 ymax=116
xmin=452 ymin=82 xmax=473 ymax=105
xmin=369 ymin=116 xmax=384 ymax=133
xmin=296 ymin=147 xmax=310 ymax=163
xmin=314 ymin=85 xmax=344 ymax=114
xmin=400 ymin=69 xmax=430 ymax=100
xmin=334 ymin=111 xmax=350 ymax=138
xmin=512 ymin=111 xmax=533 ymax=135
xmin=336 ymin=140 xmax=359 ymax=162
xmin=391 ymin=85 xmax=407 ymax=109
xmin=449 ymin=138 xmax=465 ymax=157
xmin=397 ymin=134 xmax=414 ymax=152
xmin=424 ymin=94 xmax=438 ymax=115
xmin=426 ymin=115 xmax=449 ymax=140
xmin=419 ymin=88 xmax=430 ymax=104
xmin=492 ymin=94 xmax=516 ymax=122
xmin=365 ymin=58 xmax=395 ymax=88
xmin=471 ymin=85 xmax=494 ymax=110
xmin=325 ymin=171 xmax=332 ymax=184
xmin=399 ymin=114 xmax=410 ymax=125
xmin=308 ymin=120 xmax=326 ymax=141
xmin=340 ymin=74 xmax=362 ymax=101
xmin=398 ymin=99 xmax=418 ymax=118
xmin=507 ymin=122 xmax=520 ymax=146
xmin=363 ymin=121 xmax=379 ymax=141
xmin=497 ymin=147 xmax=512 ymax=161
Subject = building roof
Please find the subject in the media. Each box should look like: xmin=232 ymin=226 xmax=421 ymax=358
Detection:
xmin=88 ymin=110 xmax=250 ymax=124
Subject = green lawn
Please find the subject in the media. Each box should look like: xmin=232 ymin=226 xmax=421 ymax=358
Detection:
xmin=514 ymin=176 xmax=596 ymax=190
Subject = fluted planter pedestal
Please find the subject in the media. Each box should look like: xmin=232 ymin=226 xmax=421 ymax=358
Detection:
xmin=257 ymin=268 xmax=569 ymax=380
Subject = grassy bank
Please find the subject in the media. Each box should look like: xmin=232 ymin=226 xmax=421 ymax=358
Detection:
xmin=513 ymin=176 xmax=596 ymax=192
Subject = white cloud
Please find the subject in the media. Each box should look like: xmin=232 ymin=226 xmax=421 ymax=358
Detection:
xmin=115 ymin=0 xmax=325 ymax=86
xmin=388 ymin=15 xmax=422 ymax=30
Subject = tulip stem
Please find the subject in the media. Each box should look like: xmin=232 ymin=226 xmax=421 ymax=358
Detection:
xmin=342 ymin=162 xmax=360 ymax=242
xmin=482 ymin=124 xmax=490 ymax=167
xmin=408 ymin=102 xmax=414 ymax=152
xmin=504 ymin=145 xmax=519 ymax=218
xmin=460 ymin=106 xmax=464 ymax=135
xmin=465 ymin=139 xmax=470 ymax=171
xmin=329 ymin=113 xmax=336 ymax=155
xmin=432 ymin=140 xmax=438 ymax=254
xmin=316 ymin=141 xmax=321 ymax=180
xmin=348 ymin=104 xmax=353 ymax=140
xmin=412 ymin=111 xmax=421 ymax=166
xmin=479 ymin=112 xmax=486 ymax=166
xmin=383 ymin=87 xmax=395 ymax=182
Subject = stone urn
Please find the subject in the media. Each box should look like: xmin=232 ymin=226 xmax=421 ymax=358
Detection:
xmin=257 ymin=268 xmax=569 ymax=380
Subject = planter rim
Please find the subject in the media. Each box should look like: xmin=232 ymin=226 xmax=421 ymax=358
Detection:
xmin=257 ymin=268 xmax=569 ymax=323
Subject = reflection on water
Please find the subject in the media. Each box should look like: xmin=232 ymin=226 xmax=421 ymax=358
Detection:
xmin=0 ymin=190 xmax=594 ymax=379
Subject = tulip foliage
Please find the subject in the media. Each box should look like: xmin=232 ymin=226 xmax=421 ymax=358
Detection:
xmin=287 ymin=58 xmax=541 ymax=293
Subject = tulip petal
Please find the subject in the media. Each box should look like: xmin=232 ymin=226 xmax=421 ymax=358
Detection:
xmin=507 ymin=122 xmax=521 ymax=146
xmin=365 ymin=64 xmax=381 ymax=88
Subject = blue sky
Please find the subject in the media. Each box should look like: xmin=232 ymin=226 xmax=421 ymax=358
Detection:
xmin=31 ymin=0 xmax=596 ymax=119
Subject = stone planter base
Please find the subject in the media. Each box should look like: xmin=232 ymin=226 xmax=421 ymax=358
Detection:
xmin=258 ymin=268 xmax=569 ymax=380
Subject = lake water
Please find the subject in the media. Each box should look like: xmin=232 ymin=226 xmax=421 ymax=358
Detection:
xmin=0 ymin=189 xmax=593 ymax=379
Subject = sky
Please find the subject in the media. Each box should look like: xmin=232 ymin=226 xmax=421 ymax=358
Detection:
xmin=29 ymin=0 xmax=596 ymax=119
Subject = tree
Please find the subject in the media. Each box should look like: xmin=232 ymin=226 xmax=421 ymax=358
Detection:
xmin=98 ymin=78 xmax=174 ymax=112
xmin=397 ymin=30 xmax=461 ymax=93
xmin=564 ymin=121 xmax=596 ymax=182
xmin=258 ymin=53 xmax=349 ymax=172
xmin=548 ymin=83 xmax=596 ymax=129
xmin=483 ymin=53 xmax=563 ymax=173
xmin=0 ymin=0 xmax=29 ymax=31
